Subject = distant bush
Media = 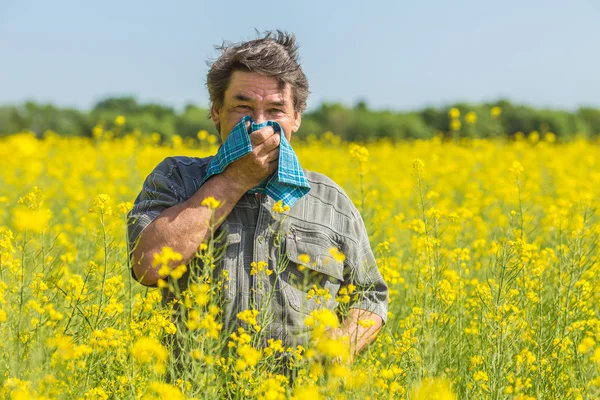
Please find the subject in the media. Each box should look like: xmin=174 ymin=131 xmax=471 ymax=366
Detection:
xmin=0 ymin=97 xmax=598 ymax=141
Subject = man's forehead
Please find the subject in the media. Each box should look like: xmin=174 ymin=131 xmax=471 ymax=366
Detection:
xmin=226 ymin=71 xmax=290 ymax=103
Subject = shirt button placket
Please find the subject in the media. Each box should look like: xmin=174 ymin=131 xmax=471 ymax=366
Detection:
xmin=252 ymin=196 xmax=271 ymax=310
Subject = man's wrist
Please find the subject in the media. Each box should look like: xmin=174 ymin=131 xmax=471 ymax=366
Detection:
xmin=214 ymin=172 xmax=252 ymax=195
xmin=189 ymin=173 xmax=248 ymax=208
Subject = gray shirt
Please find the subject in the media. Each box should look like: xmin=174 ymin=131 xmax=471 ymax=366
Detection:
xmin=127 ymin=156 xmax=388 ymax=348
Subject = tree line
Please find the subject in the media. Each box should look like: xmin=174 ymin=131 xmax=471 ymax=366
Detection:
xmin=1 ymin=97 xmax=599 ymax=142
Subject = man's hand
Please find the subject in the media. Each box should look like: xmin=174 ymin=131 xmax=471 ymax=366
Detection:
xmin=221 ymin=121 xmax=280 ymax=192
xmin=326 ymin=308 xmax=383 ymax=364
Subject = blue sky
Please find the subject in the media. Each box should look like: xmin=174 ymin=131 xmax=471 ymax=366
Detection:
xmin=1 ymin=0 xmax=599 ymax=111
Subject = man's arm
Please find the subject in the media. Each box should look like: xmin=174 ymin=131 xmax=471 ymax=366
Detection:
xmin=130 ymin=124 xmax=281 ymax=286
xmin=131 ymin=173 xmax=247 ymax=286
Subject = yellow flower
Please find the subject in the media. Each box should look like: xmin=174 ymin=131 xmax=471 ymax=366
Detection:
xmin=17 ymin=186 xmax=44 ymax=209
xmin=254 ymin=375 xmax=287 ymax=400
xmin=292 ymin=385 xmax=320 ymax=400
xmin=591 ymin=347 xmax=600 ymax=364
xmin=329 ymin=363 xmax=351 ymax=379
xmin=84 ymin=387 xmax=109 ymax=400
xmin=491 ymin=106 xmax=502 ymax=118
xmin=316 ymin=336 xmax=350 ymax=360
xmin=264 ymin=338 xmax=285 ymax=357
xmin=237 ymin=309 xmax=260 ymax=327
xmin=131 ymin=337 xmax=168 ymax=374
xmin=237 ymin=344 xmax=262 ymax=368
xmin=298 ymin=254 xmax=310 ymax=264
xmin=349 ymin=143 xmax=369 ymax=163
xmin=470 ymin=355 xmax=484 ymax=368
xmin=412 ymin=377 xmax=456 ymax=400
xmin=509 ymin=160 xmax=524 ymax=177
xmin=577 ymin=337 xmax=595 ymax=354
xmin=201 ymin=196 xmax=221 ymax=210
xmin=114 ymin=115 xmax=126 ymax=126
xmin=197 ymin=130 xmax=209 ymax=141
xmin=12 ymin=208 xmax=51 ymax=233
xmin=3 ymin=378 xmax=36 ymax=399
xmin=143 ymin=381 xmax=186 ymax=400
xmin=304 ymin=308 xmax=339 ymax=339
xmin=92 ymin=124 xmax=104 ymax=138
xmin=336 ymin=286 xmax=351 ymax=303
xmin=528 ymin=130 xmax=540 ymax=144
xmin=358 ymin=319 xmax=376 ymax=328
xmin=448 ymin=107 xmax=460 ymax=119
xmin=306 ymin=284 xmax=332 ymax=304
xmin=450 ymin=119 xmax=462 ymax=131
xmin=189 ymin=283 xmax=211 ymax=306
xmin=171 ymin=135 xmax=183 ymax=148
xmin=465 ymin=111 xmax=477 ymax=124
xmin=412 ymin=158 xmax=425 ymax=173
xmin=89 ymin=193 xmax=114 ymax=215
xmin=473 ymin=370 xmax=489 ymax=382
xmin=329 ymin=247 xmax=346 ymax=262
xmin=169 ymin=264 xmax=187 ymax=280
xmin=191 ymin=349 xmax=203 ymax=360
xmin=152 ymin=246 xmax=183 ymax=268
xmin=46 ymin=335 xmax=92 ymax=361
xmin=117 ymin=201 xmax=133 ymax=215
xmin=272 ymin=200 xmax=290 ymax=214
xmin=250 ymin=260 xmax=268 ymax=275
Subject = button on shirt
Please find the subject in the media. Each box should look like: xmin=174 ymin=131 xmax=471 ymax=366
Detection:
xmin=127 ymin=156 xmax=389 ymax=348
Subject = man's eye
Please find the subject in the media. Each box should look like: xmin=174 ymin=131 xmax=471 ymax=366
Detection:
xmin=235 ymin=105 xmax=251 ymax=111
xmin=269 ymin=108 xmax=284 ymax=114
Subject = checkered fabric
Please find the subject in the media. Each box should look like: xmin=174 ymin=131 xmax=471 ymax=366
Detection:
xmin=201 ymin=116 xmax=310 ymax=207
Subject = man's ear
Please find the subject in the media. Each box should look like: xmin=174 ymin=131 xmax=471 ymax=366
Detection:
xmin=210 ymin=104 xmax=220 ymax=125
xmin=210 ymin=104 xmax=222 ymax=136
xmin=292 ymin=111 xmax=301 ymax=133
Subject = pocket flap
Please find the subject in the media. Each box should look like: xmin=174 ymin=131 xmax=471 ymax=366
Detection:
xmin=285 ymin=235 xmax=344 ymax=282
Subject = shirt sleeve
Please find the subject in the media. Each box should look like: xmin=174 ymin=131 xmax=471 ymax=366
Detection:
xmin=342 ymin=210 xmax=389 ymax=324
xmin=127 ymin=157 xmax=187 ymax=284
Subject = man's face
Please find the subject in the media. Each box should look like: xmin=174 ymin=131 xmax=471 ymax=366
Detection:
xmin=210 ymin=70 xmax=301 ymax=142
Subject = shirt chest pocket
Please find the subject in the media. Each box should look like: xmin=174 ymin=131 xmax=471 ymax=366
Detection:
xmin=281 ymin=226 xmax=344 ymax=315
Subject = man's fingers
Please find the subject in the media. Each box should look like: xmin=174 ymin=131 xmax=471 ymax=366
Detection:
xmin=266 ymin=159 xmax=278 ymax=175
xmin=266 ymin=148 xmax=280 ymax=163
xmin=255 ymin=132 xmax=281 ymax=155
xmin=249 ymin=126 xmax=276 ymax=146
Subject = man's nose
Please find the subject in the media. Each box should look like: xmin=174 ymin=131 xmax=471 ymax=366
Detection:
xmin=253 ymin=111 xmax=267 ymax=124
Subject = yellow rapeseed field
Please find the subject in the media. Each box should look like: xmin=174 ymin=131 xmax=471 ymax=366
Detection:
xmin=0 ymin=122 xmax=599 ymax=399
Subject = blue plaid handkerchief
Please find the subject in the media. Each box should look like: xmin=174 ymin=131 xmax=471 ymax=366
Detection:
xmin=200 ymin=116 xmax=310 ymax=207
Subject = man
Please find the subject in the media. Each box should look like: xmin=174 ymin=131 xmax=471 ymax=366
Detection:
xmin=127 ymin=30 xmax=388 ymax=362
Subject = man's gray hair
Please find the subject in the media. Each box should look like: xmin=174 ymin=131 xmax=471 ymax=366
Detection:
xmin=207 ymin=30 xmax=310 ymax=114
